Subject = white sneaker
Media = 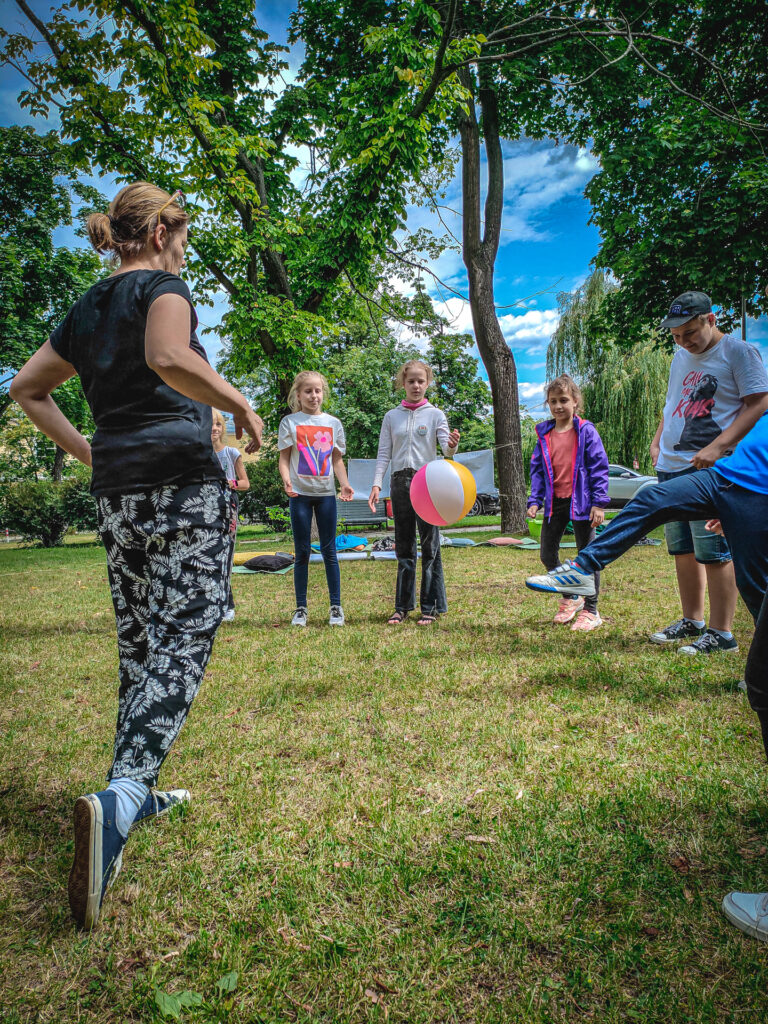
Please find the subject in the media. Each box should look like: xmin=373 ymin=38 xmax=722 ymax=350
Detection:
xmin=329 ymin=605 xmax=345 ymax=627
xmin=525 ymin=560 xmax=596 ymax=597
xmin=722 ymin=891 xmax=768 ymax=941
xmin=223 ymin=608 xmax=235 ymax=622
xmin=291 ymin=606 xmax=308 ymax=627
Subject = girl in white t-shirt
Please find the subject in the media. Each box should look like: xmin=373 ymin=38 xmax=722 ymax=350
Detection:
xmin=211 ymin=410 xmax=250 ymax=621
xmin=278 ymin=371 xmax=354 ymax=627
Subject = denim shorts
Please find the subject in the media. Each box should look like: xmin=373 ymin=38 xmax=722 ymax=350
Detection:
xmin=657 ymin=467 xmax=732 ymax=563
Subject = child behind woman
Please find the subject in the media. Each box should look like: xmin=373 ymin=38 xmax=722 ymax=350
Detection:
xmin=527 ymin=374 xmax=609 ymax=631
xmin=211 ymin=410 xmax=250 ymax=621
xmin=278 ymin=371 xmax=354 ymax=627
xmin=368 ymin=359 xmax=460 ymax=625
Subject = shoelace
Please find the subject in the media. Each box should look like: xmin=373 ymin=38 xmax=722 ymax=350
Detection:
xmin=663 ymin=618 xmax=689 ymax=638
xmin=690 ymin=632 xmax=719 ymax=651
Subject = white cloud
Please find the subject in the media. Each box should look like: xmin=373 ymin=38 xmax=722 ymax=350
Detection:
xmin=498 ymin=307 xmax=560 ymax=351
xmin=498 ymin=142 xmax=599 ymax=244
xmin=519 ymin=381 xmax=545 ymax=401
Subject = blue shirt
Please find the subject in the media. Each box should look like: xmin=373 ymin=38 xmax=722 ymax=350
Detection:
xmin=714 ymin=411 xmax=768 ymax=494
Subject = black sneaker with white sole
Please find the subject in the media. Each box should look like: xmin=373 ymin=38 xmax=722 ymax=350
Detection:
xmin=649 ymin=618 xmax=705 ymax=645
xmin=678 ymin=629 xmax=739 ymax=655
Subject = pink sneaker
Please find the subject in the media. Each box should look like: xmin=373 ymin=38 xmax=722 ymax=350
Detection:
xmin=553 ymin=597 xmax=584 ymax=624
xmin=570 ymin=609 xmax=603 ymax=632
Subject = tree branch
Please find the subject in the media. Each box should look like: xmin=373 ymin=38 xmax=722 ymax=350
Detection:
xmin=479 ymin=86 xmax=502 ymax=261
xmin=410 ymin=0 xmax=458 ymax=120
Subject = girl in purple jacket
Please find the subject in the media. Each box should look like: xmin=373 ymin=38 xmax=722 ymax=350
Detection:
xmin=527 ymin=375 xmax=609 ymax=630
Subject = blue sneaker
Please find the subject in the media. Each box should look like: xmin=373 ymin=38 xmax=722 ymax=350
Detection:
xmin=68 ymin=790 xmax=127 ymax=930
xmin=131 ymin=788 xmax=191 ymax=830
xmin=525 ymin=561 xmax=596 ymax=597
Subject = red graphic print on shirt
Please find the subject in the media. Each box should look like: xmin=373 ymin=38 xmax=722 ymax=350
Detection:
xmin=296 ymin=424 xmax=334 ymax=477
xmin=672 ymin=371 xmax=722 ymax=451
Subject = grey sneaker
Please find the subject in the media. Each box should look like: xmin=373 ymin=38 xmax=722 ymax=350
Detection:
xmin=329 ymin=605 xmax=345 ymax=627
xmin=722 ymin=891 xmax=768 ymax=941
xmin=678 ymin=629 xmax=738 ymax=655
xmin=649 ymin=618 xmax=704 ymax=645
xmin=291 ymin=606 xmax=308 ymax=627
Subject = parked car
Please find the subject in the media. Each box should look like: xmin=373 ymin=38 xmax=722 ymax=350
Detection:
xmin=467 ymin=491 xmax=501 ymax=516
xmin=607 ymin=463 xmax=658 ymax=508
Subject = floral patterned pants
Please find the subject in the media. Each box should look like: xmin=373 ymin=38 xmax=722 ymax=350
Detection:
xmin=96 ymin=482 xmax=232 ymax=787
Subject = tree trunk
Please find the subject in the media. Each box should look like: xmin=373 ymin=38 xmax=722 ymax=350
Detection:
xmin=52 ymin=444 xmax=66 ymax=482
xmin=458 ymin=77 xmax=526 ymax=533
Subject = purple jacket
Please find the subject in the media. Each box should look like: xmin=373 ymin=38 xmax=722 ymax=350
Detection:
xmin=528 ymin=416 xmax=609 ymax=520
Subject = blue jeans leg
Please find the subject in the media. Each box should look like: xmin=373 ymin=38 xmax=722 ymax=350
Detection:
xmin=289 ymin=495 xmax=340 ymax=607
xmin=290 ymin=496 xmax=313 ymax=607
xmin=313 ymin=494 xmax=341 ymax=606
xmin=575 ymin=470 xmax=768 ymax=621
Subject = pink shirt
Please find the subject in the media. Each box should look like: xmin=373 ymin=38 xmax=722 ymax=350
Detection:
xmin=546 ymin=427 xmax=577 ymax=499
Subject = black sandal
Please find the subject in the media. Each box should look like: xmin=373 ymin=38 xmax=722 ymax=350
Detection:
xmin=387 ymin=610 xmax=407 ymax=625
xmin=416 ymin=613 xmax=438 ymax=626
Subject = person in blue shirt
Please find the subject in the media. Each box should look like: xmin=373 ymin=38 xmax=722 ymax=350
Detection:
xmin=525 ymin=409 xmax=768 ymax=941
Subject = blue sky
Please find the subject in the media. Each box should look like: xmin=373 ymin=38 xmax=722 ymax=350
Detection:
xmin=3 ymin=0 xmax=767 ymax=418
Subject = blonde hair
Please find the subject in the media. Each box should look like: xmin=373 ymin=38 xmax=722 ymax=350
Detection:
xmin=396 ymin=360 xmax=433 ymax=390
xmin=211 ymin=409 xmax=226 ymax=430
xmin=86 ymin=182 xmax=188 ymax=260
xmin=287 ymin=371 xmax=330 ymax=413
xmin=545 ymin=374 xmax=583 ymax=415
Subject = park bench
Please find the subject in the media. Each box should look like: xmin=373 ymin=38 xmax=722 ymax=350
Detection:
xmin=336 ymin=498 xmax=388 ymax=533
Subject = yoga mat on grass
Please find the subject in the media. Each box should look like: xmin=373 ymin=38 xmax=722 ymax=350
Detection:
xmin=309 ymin=551 xmax=369 ymax=562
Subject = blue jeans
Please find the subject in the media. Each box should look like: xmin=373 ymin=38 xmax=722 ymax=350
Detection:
xmin=572 ymin=469 xmax=768 ymax=757
xmin=657 ymin=467 xmax=731 ymax=562
xmin=290 ymin=494 xmax=341 ymax=607
xmin=575 ymin=469 xmax=768 ymax=621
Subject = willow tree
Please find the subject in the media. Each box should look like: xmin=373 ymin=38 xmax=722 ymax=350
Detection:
xmin=547 ymin=271 xmax=670 ymax=473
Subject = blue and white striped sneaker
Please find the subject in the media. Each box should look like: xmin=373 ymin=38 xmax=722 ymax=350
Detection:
xmin=525 ymin=560 xmax=597 ymax=597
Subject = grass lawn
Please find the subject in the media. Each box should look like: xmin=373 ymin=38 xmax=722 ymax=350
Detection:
xmin=2 ymin=537 xmax=767 ymax=1023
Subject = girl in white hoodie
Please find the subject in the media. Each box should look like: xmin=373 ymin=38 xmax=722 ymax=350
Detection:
xmin=368 ymin=360 xmax=460 ymax=624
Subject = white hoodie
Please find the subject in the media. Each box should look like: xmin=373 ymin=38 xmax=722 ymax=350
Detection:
xmin=372 ymin=402 xmax=458 ymax=488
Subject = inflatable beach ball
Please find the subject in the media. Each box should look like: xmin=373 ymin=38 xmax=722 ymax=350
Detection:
xmin=409 ymin=460 xmax=477 ymax=527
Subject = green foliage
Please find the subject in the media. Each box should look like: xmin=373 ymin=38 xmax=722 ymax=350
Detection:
xmin=236 ymin=447 xmax=287 ymax=524
xmin=426 ymin=333 xmax=491 ymax=434
xmin=0 ymin=125 xmax=101 ymax=474
xmin=2 ymin=1 xmax=473 ymax=404
xmin=548 ymin=272 xmax=671 ymax=473
xmin=558 ymin=2 xmax=768 ymax=332
xmin=325 ymin=337 xmax=416 ymax=460
xmin=0 ymin=481 xmax=69 ymax=547
xmin=0 ymin=412 xmax=57 ymax=481
xmin=458 ymin=417 xmax=496 ymax=456
xmin=60 ymin=470 xmax=99 ymax=533
xmin=0 ymin=469 xmax=97 ymax=545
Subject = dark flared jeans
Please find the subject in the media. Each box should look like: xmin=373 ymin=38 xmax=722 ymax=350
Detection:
xmin=573 ymin=469 xmax=768 ymax=758
xmin=391 ymin=468 xmax=447 ymax=615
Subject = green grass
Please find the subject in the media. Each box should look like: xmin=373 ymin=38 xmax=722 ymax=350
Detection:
xmin=2 ymin=540 xmax=767 ymax=1023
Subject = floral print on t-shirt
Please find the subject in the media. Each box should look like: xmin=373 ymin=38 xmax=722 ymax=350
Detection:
xmin=297 ymin=424 xmax=334 ymax=477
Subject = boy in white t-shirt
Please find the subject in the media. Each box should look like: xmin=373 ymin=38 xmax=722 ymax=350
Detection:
xmin=649 ymin=291 xmax=768 ymax=654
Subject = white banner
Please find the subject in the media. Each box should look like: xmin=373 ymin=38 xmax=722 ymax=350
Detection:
xmin=347 ymin=449 xmax=496 ymax=498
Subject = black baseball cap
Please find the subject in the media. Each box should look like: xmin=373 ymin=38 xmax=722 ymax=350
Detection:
xmin=659 ymin=291 xmax=712 ymax=329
